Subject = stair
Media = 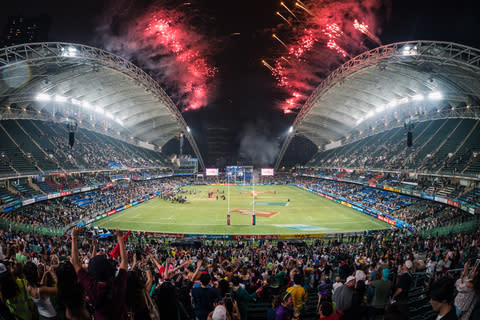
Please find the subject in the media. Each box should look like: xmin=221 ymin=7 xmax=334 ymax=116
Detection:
xmin=437 ymin=120 xmax=479 ymax=173
xmin=0 ymin=122 xmax=42 ymax=174
xmin=29 ymin=181 xmax=46 ymax=195
xmin=420 ymin=119 xmax=464 ymax=170
xmin=15 ymin=120 xmax=64 ymax=172
xmin=7 ymin=185 xmax=20 ymax=195
xmin=413 ymin=119 xmax=451 ymax=164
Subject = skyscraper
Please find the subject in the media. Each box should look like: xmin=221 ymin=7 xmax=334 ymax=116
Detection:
xmin=1 ymin=14 xmax=50 ymax=47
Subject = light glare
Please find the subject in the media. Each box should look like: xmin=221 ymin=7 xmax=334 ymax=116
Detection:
xmin=36 ymin=93 xmax=51 ymax=101
xmin=428 ymin=92 xmax=443 ymax=100
xmin=54 ymin=95 xmax=68 ymax=102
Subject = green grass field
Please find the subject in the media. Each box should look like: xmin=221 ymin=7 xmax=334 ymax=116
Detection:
xmin=94 ymin=185 xmax=389 ymax=235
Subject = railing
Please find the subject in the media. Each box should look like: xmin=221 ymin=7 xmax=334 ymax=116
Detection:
xmin=419 ymin=219 xmax=480 ymax=237
xmin=0 ymin=218 xmax=64 ymax=236
xmin=0 ymin=166 xmax=174 ymax=181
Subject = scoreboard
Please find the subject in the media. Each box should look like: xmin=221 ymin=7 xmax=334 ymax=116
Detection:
xmin=225 ymin=166 xmax=253 ymax=182
xmin=205 ymin=168 xmax=219 ymax=176
xmin=261 ymin=168 xmax=274 ymax=176
xmin=225 ymin=166 xmax=244 ymax=177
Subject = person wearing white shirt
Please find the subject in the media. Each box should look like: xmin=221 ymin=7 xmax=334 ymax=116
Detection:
xmin=332 ymin=276 xmax=343 ymax=294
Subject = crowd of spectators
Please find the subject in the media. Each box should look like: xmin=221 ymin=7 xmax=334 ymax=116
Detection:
xmin=300 ymin=169 xmax=479 ymax=210
xmin=0 ymin=172 xmax=475 ymax=237
xmin=0 ymin=173 xmax=479 ymax=319
xmin=308 ymin=122 xmax=479 ymax=176
xmin=0 ymin=177 xmax=186 ymax=230
xmin=6 ymin=122 xmax=169 ymax=174
xmin=296 ymin=177 xmax=473 ymax=231
xmin=0 ymin=226 xmax=479 ymax=320
xmin=49 ymin=134 xmax=163 ymax=170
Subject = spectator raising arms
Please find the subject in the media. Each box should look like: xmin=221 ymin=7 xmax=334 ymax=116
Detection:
xmin=71 ymin=226 xmax=128 ymax=320
xmin=24 ymin=261 xmax=58 ymax=319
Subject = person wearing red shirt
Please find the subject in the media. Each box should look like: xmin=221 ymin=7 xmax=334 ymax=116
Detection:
xmin=318 ymin=301 xmax=342 ymax=320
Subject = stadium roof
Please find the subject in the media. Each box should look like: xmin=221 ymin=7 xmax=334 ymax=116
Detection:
xmin=276 ymin=41 xmax=480 ymax=169
xmin=0 ymin=42 xmax=204 ymax=169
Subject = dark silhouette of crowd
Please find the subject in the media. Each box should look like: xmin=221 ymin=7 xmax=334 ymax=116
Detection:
xmin=0 ymin=226 xmax=479 ymax=320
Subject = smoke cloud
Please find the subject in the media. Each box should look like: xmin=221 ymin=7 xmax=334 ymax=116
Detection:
xmin=238 ymin=121 xmax=280 ymax=167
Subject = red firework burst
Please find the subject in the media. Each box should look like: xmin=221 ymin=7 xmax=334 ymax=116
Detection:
xmin=288 ymin=29 xmax=316 ymax=59
xmin=143 ymin=12 xmax=217 ymax=111
xmin=263 ymin=0 xmax=384 ymax=113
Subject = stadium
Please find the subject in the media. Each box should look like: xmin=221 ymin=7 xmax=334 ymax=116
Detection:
xmin=0 ymin=4 xmax=479 ymax=320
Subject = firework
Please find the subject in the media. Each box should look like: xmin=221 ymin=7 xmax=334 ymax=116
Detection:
xmin=326 ymin=39 xmax=349 ymax=57
xmin=273 ymin=34 xmax=289 ymax=50
xmin=296 ymin=0 xmax=306 ymax=7
xmin=320 ymin=23 xmax=350 ymax=58
xmin=322 ymin=23 xmax=344 ymax=39
xmin=98 ymin=4 xmax=217 ymax=112
xmin=353 ymin=19 xmax=368 ymax=34
xmin=276 ymin=11 xmax=292 ymax=25
xmin=272 ymin=59 xmax=289 ymax=87
xmin=282 ymin=91 xmax=303 ymax=112
xmin=262 ymin=59 xmax=274 ymax=71
xmin=295 ymin=2 xmax=313 ymax=16
xmin=280 ymin=2 xmax=298 ymax=19
xmin=143 ymin=12 xmax=217 ymax=111
xmin=353 ymin=19 xmax=380 ymax=44
xmin=288 ymin=28 xmax=316 ymax=59
xmin=262 ymin=0 xmax=385 ymax=113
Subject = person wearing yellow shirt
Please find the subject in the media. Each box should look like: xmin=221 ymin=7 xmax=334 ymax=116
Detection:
xmin=287 ymin=274 xmax=307 ymax=313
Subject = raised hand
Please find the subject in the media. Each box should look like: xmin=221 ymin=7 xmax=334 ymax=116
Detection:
xmin=72 ymin=226 xmax=81 ymax=240
xmin=114 ymin=228 xmax=123 ymax=240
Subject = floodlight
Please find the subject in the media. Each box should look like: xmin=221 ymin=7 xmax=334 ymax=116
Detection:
xmin=386 ymin=100 xmax=398 ymax=108
xmin=412 ymin=94 xmax=424 ymax=101
xmin=288 ymin=126 xmax=293 ymax=133
xmin=82 ymin=101 xmax=92 ymax=109
xmin=54 ymin=95 xmax=68 ymax=102
xmin=428 ymin=92 xmax=443 ymax=100
xmin=61 ymin=47 xmax=78 ymax=57
xmin=71 ymin=98 xmax=82 ymax=106
xmin=402 ymin=45 xmax=417 ymax=56
xmin=36 ymin=93 xmax=51 ymax=101
xmin=398 ymin=97 xmax=409 ymax=104
xmin=187 ymin=126 xmax=191 ymax=132
xmin=402 ymin=46 xmax=410 ymax=55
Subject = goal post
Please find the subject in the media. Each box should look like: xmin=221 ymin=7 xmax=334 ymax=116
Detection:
xmin=225 ymin=166 xmax=256 ymax=226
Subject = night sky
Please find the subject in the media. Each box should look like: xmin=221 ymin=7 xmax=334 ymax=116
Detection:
xmin=1 ymin=0 xmax=478 ymax=167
